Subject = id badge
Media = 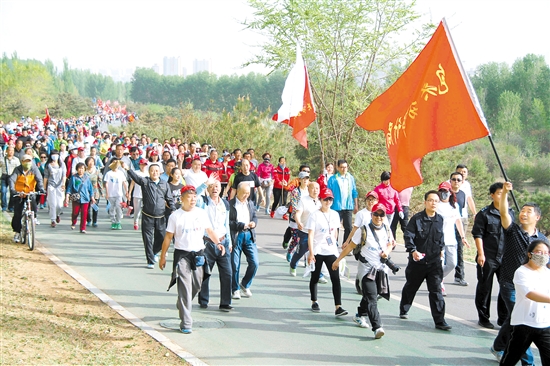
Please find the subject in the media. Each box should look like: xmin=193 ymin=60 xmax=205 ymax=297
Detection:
xmin=326 ymin=236 xmax=333 ymax=245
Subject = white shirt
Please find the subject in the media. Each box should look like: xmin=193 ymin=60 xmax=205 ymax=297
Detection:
xmin=353 ymin=208 xmax=391 ymax=234
xmin=203 ymin=196 xmax=229 ymax=239
xmin=235 ymin=198 xmax=250 ymax=225
xmin=132 ymin=170 xmax=148 ymax=199
xmin=512 ymin=265 xmax=550 ymax=328
xmin=166 ymin=207 xmax=212 ymax=252
xmin=437 ymin=202 xmax=461 ymax=246
xmin=183 ymin=169 xmax=208 ymax=188
xmin=296 ymin=195 xmax=321 ymax=233
xmin=103 ymin=169 xmax=126 ymax=198
xmin=459 ymin=180 xmax=473 ymax=218
xmin=351 ymin=223 xmax=390 ymax=268
xmin=305 ymin=209 xmax=340 ymax=256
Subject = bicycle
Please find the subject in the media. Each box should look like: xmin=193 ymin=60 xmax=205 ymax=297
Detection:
xmin=13 ymin=191 xmax=43 ymax=251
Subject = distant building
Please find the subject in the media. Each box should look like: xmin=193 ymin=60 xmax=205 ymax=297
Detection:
xmin=152 ymin=63 xmax=161 ymax=74
xmin=193 ymin=58 xmax=212 ymax=74
xmin=163 ymin=56 xmax=181 ymax=76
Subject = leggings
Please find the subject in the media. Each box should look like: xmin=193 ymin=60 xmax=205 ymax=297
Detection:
xmin=310 ymin=254 xmax=342 ymax=306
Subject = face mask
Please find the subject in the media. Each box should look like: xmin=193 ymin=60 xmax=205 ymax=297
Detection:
xmin=531 ymin=253 xmax=549 ymax=268
xmin=439 ymin=191 xmax=450 ymax=201
xmin=22 ymin=162 xmax=32 ymax=170
xmin=51 ymin=154 xmax=59 ymax=161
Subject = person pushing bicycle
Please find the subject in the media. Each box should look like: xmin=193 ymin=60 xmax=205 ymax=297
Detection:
xmin=9 ymin=154 xmax=44 ymax=243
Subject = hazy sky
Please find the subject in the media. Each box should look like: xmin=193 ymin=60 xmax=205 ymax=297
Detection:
xmin=1 ymin=0 xmax=549 ymax=76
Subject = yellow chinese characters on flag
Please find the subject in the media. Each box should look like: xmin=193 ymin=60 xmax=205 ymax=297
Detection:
xmin=356 ymin=20 xmax=489 ymax=191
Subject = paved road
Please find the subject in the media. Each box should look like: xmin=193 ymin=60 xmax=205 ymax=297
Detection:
xmin=25 ymin=203 xmax=540 ymax=365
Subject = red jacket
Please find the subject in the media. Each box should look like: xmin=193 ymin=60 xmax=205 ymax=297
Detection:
xmin=273 ymin=165 xmax=291 ymax=190
xmin=203 ymin=159 xmax=224 ymax=178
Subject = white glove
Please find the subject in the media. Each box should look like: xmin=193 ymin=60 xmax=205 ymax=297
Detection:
xmin=399 ymin=211 xmax=404 ymax=220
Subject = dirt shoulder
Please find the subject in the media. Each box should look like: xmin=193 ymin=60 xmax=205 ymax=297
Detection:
xmin=0 ymin=213 xmax=187 ymax=365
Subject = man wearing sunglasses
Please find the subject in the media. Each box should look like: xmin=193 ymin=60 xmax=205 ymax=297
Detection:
xmin=449 ymin=171 xmax=468 ymax=287
xmin=399 ymin=190 xmax=451 ymax=331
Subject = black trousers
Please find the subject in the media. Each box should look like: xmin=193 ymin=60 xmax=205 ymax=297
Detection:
xmin=359 ymin=273 xmax=382 ymax=330
xmin=390 ymin=205 xmax=410 ymax=241
xmin=400 ymin=259 xmax=446 ymax=324
xmin=199 ymin=238 xmax=232 ymax=307
xmin=310 ymin=254 xmax=342 ymax=306
xmin=337 ymin=209 xmax=353 ymax=244
xmin=271 ymin=188 xmax=288 ymax=212
xmin=501 ymin=325 xmax=550 ymax=366
xmin=11 ymin=196 xmax=37 ymax=234
xmin=475 ymin=257 xmax=508 ymax=324
xmin=141 ymin=214 xmax=166 ymax=265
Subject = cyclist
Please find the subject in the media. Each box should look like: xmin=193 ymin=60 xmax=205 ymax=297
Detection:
xmin=9 ymin=154 xmax=44 ymax=242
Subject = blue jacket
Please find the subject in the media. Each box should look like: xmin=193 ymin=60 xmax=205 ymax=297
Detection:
xmin=327 ymin=172 xmax=358 ymax=211
xmin=66 ymin=173 xmax=94 ymax=203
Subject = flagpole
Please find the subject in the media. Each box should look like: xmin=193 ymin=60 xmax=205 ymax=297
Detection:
xmin=443 ymin=18 xmax=520 ymax=212
xmin=315 ymin=118 xmax=326 ymax=169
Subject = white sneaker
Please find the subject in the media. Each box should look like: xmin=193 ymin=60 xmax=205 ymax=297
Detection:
xmin=289 ymin=267 xmax=296 ymax=277
xmin=318 ymin=276 xmax=328 ymax=284
xmin=441 ymin=283 xmax=447 ymax=296
xmin=374 ymin=327 xmax=385 ymax=339
xmin=352 ymin=314 xmax=369 ymax=328
xmin=232 ymin=290 xmax=241 ymax=300
xmin=13 ymin=233 xmax=21 ymax=243
xmin=240 ymin=287 xmax=252 ymax=298
xmin=34 ymin=218 xmax=40 ymax=225
xmin=154 ymin=254 xmax=159 ymax=263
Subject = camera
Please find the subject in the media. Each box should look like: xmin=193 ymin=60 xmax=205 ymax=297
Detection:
xmin=380 ymin=256 xmax=400 ymax=274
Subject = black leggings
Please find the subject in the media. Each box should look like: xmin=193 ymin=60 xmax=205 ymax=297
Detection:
xmin=271 ymin=188 xmax=288 ymax=212
xmin=310 ymin=254 xmax=342 ymax=306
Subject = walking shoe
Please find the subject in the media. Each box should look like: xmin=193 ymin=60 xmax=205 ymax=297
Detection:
xmin=282 ymin=241 xmax=289 ymax=249
xmin=318 ymin=275 xmax=328 ymax=284
xmin=92 ymin=222 xmax=98 ymax=227
xmin=34 ymin=218 xmax=40 ymax=225
xmin=219 ymin=305 xmax=233 ymax=312
xmin=454 ymin=278 xmax=469 ymax=286
xmin=352 ymin=314 xmax=369 ymax=328
xmin=270 ymin=211 xmax=275 ymax=218
xmin=111 ymin=223 xmax=116 ymax=230
xmin=374 ymin=327 xmax=385 ymax=339
xmin=87 ymin=220 xmax=91 ymax=225
xmin=56 ymin=215 xmax=60 ymax=223
xmin=199 ymin=304 xmax=208 ymax=309
xmin=399 ymin=313 xmax=408 ymax=319
xmin=146 ymin=264 xmax=154 ymax=269
xmin=71 ymin=225 xmax=75 ymax=230
xmin=286 ymin=252 xmax=292 ymax=262
xmin=240 ymin=286 xmax=252 ymax=298
xmin=311 ymin=302 xmax=320 ymax=312
xmin=13 ymin=233 xmax=21 ymax=243
xmin=117 ymin=223 xmax=122 ymax=230
xmin=134 ymin=223 xmax=139 ymax=230
xmin=478 ymin=320 xmax=495 ymax=329
xmin=435 ymin=321 xmax=452 ymax=330
xmin=335 ymin=307 xmax=348 ymax=317
xmin=154 ymin=254 xmax=159 ymax=263
xmin=282 ymin=214 xmax=289 ymax=220
xmin=51 ymin=221 xmax=56 ymax=228
xmin=289 ymin=267 xmax=296 ymax=277
xmin=180 ymin=328 xmax=193 ymax=334
xmin=232 ymin=290 xmax=241 ymax=300
xmin=441 ymin=283 xmax=447 ymax=296
xmin=490 ymin=346 xmax=503 ymax=362
xmin=81 ymin=230 xmax=86 ymax=234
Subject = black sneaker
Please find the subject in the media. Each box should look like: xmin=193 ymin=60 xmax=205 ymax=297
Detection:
xmin=399 ymin=313 xmax=408 ymax=319
xmin=219 ymin=305 xmax=233 ymax=312
xmin=335 ymin=307 xmax=348 ymax=317
xmin=311 ymin=302 xmax=320 ymax=312
xmin=478 ymin=320 xmax=495 ymax=329
xmin=199 ymin=304 xmax=208 ymax=309
xmin=435 ymin=321 xmax=452 ymax=330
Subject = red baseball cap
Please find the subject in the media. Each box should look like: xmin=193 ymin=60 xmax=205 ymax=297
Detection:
xmin=371 ymin=203 xmax=387 ymax=213
xmin=438 ymin=181 xmax=452 ymax=191
xmin=149 ymin=150 xmax=158 ymax=156
xmin=181 ymin=185 xmax=196 ymax=195
xmin=138 ymin=158 xmax=148 ymax=165
xmin=365 ymin=190 xmax=378 ymax=199
xmin=319 ymin=188 xmax=334 ymax=200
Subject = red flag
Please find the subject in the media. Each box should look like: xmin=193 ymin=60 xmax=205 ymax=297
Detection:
xmin=42 ymin=108 xmax=50 ymax=124
xmin=272 ymin=46 xmax=316 ymax=148
xmin=356 ymin=20 xmax=489 ymax=191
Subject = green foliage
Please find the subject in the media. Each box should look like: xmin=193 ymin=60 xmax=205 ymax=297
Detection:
xmin=531 ymin=155 xmax=550 ymax=186
xmin=516 ymin=190 xmax=550 ymax=236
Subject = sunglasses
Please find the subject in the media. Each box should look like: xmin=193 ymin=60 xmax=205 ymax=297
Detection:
xmin=451 ymin=178 xmax=462 ymax=182
xmin=322 ymin=197 xmax=334 ymax=202
xmin=372 ymin=211 xmax=386 ymax=218
xmin=40 ymin=156 xmax=47 ymax=159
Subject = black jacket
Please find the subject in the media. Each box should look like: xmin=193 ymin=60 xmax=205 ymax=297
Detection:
xmin=471 ymin=203 xmax=514 ymax=263
xmin=127 ymin=168 xmax=175 ymax=217
xmin=229 ymin=197 xmax=258 ymax=246
xmin=404 ymin=210 xmax=444 ymax=265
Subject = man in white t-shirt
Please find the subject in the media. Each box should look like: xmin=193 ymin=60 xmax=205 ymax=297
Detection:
xmin=182 ymin=158 xmax=208 ymax=187
xmin=159 ymin=185 xmax=224 ymax=334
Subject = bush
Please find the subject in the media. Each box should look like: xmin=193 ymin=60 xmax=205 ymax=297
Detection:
xmin=531 ymin=155 xmax=550 ymax=186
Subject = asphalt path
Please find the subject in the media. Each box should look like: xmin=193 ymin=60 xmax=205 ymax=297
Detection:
xmin=19 ymin=202 xmax=541 ymax=365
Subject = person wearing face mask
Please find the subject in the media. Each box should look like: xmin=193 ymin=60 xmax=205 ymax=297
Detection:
xmin=256 ymin=152 xmax=274 ymax=215
xmin=490 ymin=181 xmax=549 ymax=364
xmin=271 ymin=156 xmax=291 ymax=218
xmin=436 ymin=182 xmax=469 ymax=296
xmin=9 ymin=154 xmax=45 ymax=242
xmin=43 ymin=150 xmax=67 ymax=227
xmin=500 ymin=240 xmax=550 ymax=365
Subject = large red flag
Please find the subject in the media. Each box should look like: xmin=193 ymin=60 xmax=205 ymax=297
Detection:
xmin=356 ymin=20 xmax=489 ymax=191
xmin=42 ymin=108 xmax=50 ymax=124
xmin=272 ymin=46 xmax=316 ymax=148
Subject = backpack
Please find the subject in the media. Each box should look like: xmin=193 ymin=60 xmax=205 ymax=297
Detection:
xmin=352 ymin=225 xmax=368 ymax=260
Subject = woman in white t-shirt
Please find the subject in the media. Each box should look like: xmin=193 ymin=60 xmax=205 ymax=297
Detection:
xmin=103 ymin=160 xmax=128 ymax=230
xmin=501 ymin=240 xmax=550 ymax=365
xmin=305 ymin=188 xmax=348 ymax=317
xmin=436 ymin=182 xmax=468 ymax=295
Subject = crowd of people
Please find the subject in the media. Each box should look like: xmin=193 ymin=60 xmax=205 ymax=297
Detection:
xmin=1 ymin=115 xmax=549 ymax=363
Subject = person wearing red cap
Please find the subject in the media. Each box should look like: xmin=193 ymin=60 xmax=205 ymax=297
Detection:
xmin=332 ymin=202 xmax=393 ymax=339
xmin=159 ymin=186 xmax=224 ymax=334
xmin=305 ymin=187 xmax=348 ymax=317
xmin=436 ymin=181 xmax=468 ymax=296
xmin=127 ymin=158 xmax=149 ymax=230
xmin=400 ymin=190 xmax=451 ymax=331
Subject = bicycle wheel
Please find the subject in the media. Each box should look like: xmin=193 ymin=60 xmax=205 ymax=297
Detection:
xmin=20 ymin=216 xmax=27 ymax=245
xmin=27 ymin=215 xmax=35 ymax=251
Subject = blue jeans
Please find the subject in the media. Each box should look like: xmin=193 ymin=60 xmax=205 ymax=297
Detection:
xmin=290 ymin=231 xmax=309 ymax=269
xmin=494 ymin=281 xmax=534 ymax=365
xmin=231 ymin=231 xmax=259 ymax=292
xmin=1 ymin=178 xmax=9 ymax=211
